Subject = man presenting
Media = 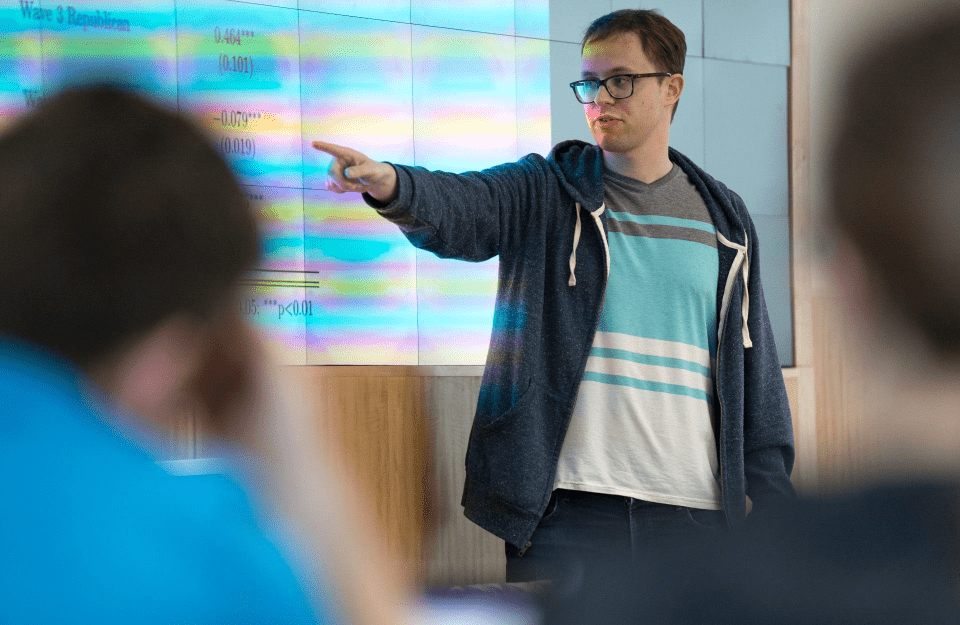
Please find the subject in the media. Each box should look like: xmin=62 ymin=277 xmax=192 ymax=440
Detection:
xmin=314 ymin=9 xmax=794 ymax=582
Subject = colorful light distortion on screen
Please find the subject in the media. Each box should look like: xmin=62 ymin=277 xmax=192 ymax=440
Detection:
xmin=0 ymin=0 xmax=550 ymax=366
xmin=178 ymin=0 xmax=303 ymax=188
xmin=305 ymin=189 xmax=419 ymax=365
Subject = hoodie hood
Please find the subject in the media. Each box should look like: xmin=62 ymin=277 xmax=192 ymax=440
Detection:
xmin=548 ymin=140 xmax=607 ymax=287
xmin=547 ymin=140 xmax=606 ymax=211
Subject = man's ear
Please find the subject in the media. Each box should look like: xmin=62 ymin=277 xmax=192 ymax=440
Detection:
xmin=190 ymin=309 xmax=257 ymax=439
xmin=98 ymin=316 xmax=206 ymax=434
xmin=664 ymin=73 xmax=684 ymax=106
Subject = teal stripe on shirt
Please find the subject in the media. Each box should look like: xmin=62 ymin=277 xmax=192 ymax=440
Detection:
xmin=599 ymin=236 xmax=719 ymax=350
xmin=582 ymin=371 xmax=712 ymax=402
xmin=590 ymin=347 xmax=712 ymax=377
xmin=606 ymin=210 xmax=717 ymax=234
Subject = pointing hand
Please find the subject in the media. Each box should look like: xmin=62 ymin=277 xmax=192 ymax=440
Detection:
xmin=311 ymin=141 xmax=399 ymax=204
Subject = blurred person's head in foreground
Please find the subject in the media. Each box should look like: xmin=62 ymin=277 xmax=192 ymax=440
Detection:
xmin=0 ymin=85 xmax=416 ymax=625
xmin=825 ymin=8 xmax=960 ymax=482
xmin=0 ymin=86 xmax=326 ymax=624
xmin=0 ymin=85 xmax=259 ymax=431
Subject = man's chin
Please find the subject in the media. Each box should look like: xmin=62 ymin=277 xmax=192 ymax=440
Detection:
xmin=592 ymin=134 xmax=611 ymax=150
xmin=594 ymin=136 xmax=630 ymax=154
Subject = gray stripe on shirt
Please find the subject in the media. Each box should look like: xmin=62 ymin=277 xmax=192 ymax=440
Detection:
xmin=606 ymin=219 xmax=718 ymax=248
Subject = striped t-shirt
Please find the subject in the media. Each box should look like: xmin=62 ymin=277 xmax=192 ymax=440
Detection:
xmin=554 ymin=164 xmax=722 ymax=509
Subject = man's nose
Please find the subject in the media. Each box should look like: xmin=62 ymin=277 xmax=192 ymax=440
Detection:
xmin=593 ymin=82 xmax=617 ymax=106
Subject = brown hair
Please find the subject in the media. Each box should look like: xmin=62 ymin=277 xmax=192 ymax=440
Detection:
xmin=0 ymin=86 xmax=260 ymax=367
xmin=829 ymin=12 xmax=960 ymax=355
xmin=582 ymin=9 xmax=686 ymax=119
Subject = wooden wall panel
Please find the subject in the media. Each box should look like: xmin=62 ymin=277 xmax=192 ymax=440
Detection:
xmin=421 ymin=375 xmax=505 ymax=587
xmin=783 ymin=0 xmax=818 ymax=494
xmin=784 ymin=376 xmax=797 ymax=429
xmin=294 ymin=369 xmax=431 ymax=583
xmin=812 ymin=295 xmax=869 ymax=493
xmin=285 ymin=369 xmax=505 ymax=588
xmin=782 ymin=367 xmax=817 ymax=492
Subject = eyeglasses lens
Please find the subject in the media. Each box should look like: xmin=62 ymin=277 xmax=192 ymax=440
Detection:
xmin=607 ymin=77 xmax=632 ymax=98
xmin=574 ymin=82 xmax=598 ymax=103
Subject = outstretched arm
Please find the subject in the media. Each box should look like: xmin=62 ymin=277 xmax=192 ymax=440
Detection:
xmin=312 ymin=138 xmax=554 ymax=263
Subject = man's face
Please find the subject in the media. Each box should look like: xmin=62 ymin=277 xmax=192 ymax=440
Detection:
xmin=580 ymin=32 xmax=678 ymax=156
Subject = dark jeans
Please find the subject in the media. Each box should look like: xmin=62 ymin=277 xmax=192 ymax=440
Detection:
xmin=505 ymin=489 xmax=726 ymax=583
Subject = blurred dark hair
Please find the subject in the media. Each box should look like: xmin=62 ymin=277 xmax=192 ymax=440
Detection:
xmin=582 ymin=9 xmax=686 ymax=120
xmin=0 ymin=86 xmax=260 ymax=367
xmin=828 ymin=12 xmax=960 ymax=356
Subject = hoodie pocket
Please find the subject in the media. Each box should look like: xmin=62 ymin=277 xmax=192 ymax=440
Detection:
xmin=475 ymin=377 xmax=538 ymax=436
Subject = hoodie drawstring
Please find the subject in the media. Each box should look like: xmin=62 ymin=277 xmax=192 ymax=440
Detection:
xmin=569 ymin=202 xmax=608 ymax=287
xmin=717 ymin=231 xmax=753 ymax=349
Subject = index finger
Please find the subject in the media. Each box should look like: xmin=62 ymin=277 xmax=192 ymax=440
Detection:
xmin=311 ymin=140 xmax=356 ymax=161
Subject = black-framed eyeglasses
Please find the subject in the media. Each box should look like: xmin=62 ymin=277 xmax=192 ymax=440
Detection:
xmin=569 ymin=73 xmax=672 ymax=104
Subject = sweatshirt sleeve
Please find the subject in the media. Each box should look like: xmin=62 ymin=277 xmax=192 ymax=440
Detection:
xmin=739 ymin=204 xmax=797 ymax=507
xmin=362 ymin=156 xmax=549 ymax=262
